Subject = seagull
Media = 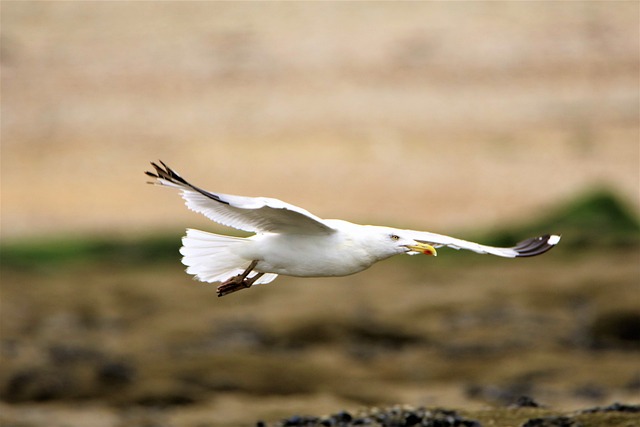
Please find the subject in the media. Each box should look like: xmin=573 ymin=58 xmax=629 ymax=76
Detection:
xmin=146 ymin=161 xmax=560 ymax=297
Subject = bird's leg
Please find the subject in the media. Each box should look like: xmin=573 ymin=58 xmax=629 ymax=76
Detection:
xmin=217 ymin=260 xmax=262 ymax=297
xmin=217 ymin=271 xmax=264 ymax=297
xmin=244 ymin=272 xmax=265 ymax=287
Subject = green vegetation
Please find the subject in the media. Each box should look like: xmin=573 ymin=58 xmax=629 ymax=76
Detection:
xmin=482 ymin=188 xmax=640 ymax=251
xmin=2 ymin=188 xmax=638 ymax=270
xmin=0 ymin=233 xmax=183 ymax=270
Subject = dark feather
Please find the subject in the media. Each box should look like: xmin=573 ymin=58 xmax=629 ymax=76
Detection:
xmin=145 ymin=161 xmax=230 ymax=205
xmin=513 ymin=235 xmax=558 ymax=257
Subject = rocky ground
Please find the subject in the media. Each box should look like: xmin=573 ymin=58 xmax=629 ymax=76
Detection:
xmin=1 ymin=191 xmax=638 ymax=427
xmin=267 ymin=402 xmax=640 ymax=427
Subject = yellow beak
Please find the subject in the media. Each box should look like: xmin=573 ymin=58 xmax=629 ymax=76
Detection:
xmin=406 ymin=242 xmax=437 ymax=256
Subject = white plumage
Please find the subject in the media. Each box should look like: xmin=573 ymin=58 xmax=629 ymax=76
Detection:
xmin=146 ymin=161 xmax=560 ymax=297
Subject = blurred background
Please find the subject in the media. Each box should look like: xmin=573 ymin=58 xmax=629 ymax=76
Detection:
xmin=1 ymin=2 xmax=638 ymax=426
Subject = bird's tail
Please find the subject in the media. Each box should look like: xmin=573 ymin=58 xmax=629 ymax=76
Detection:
xmin=179 ymin=229 xmax=278 ymax=285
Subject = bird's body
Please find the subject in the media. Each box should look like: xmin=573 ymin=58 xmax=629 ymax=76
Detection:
xmin=146 ymin=161 xmax=560 ymax=296
xmin=208 ymin=222 xmax=407 ymax=277
xmin=240 ymin=225 xmax=372 ymax=277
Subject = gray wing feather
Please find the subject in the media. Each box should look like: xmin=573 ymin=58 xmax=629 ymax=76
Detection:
xmin=405 ymin=230 xmax=560 ymax=258
xmin=146 ymin=161 xmax=335 ymax=235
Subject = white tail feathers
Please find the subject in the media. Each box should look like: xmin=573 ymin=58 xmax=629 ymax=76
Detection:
xmin=180 ymin=229 xmax=278 ymax=285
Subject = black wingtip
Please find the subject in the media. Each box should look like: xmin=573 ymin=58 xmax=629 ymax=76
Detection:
xmin=145 ymin=160 xmax=184 ymax=183
xmin=514 ymin=234 xmax=561 ymax=257
xmin=144 ymin=160 xmax=231 ymax=205
xmin=144 ymin=162 xmax=161 ymax=182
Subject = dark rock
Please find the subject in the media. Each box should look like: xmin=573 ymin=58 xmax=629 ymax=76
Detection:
xmin=282 ymin=415 xmax=320 ymax=426
xmin=587 ymin=311 xmax=640 ymax=349
xmin=418 ymin=408 xmax=480 ymax=427
xmin=403 ymin=412 xmax=421 ymax=426
xmin=269 ymin=406 xmax=482 ymax=427
xmin=319 ymin=418 xmax=334 ymax=427
xmin=4 ymin=368 xmax=71 ymax=402
xmin=510 ymin=396 xmax=542 ymax=408
xmin=521 ymin=416 xmax=577 ymax=427
xmin=282 ymin=415 xmax=302 ymax=426
xmin=96 ymin=360 xmax=136 ymax=386
xmin=465 ymin=383 xmax=534 ymax=406
xmin=334 ymin=411 xmax=353 ymax=423
xmin=578 ymin=402 xmax=640 ymax=413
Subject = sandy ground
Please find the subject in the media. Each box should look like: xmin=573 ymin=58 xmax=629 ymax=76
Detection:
xmin=2 ymin=2 xmax=638 ymax=240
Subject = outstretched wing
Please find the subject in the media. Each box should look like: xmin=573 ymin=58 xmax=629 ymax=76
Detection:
xmin=403 ymin=230 xmax=560 ymax=258
xmin=145 ymin=161 xmax=336 ymax=235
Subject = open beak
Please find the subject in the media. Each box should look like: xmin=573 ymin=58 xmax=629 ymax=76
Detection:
xmin=405 ymin=242 xmax=437 ymax=256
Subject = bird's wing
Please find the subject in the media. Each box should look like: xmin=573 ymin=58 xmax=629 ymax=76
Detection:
xmin=403 ymin=230 xmax=560 ymax=258
xmin=145 ymin=161 xmax=336 ymax=235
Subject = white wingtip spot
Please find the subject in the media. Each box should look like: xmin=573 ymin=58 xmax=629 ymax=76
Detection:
xmin=548 ymin=235 xmax=561 ymax=245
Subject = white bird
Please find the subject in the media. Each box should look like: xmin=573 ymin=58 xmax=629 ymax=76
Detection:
xmin=146 ymin=161 xmax=560 ymax=297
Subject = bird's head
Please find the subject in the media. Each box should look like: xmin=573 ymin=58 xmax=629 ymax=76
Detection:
xmin=362 ymin=226 xmax=437 ymax=259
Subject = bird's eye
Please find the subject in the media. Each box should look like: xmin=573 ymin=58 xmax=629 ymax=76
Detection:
xmin=390 ymin=234 xmax=400 ymax=241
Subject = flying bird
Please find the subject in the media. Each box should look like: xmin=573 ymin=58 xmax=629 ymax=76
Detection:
xmin=146 ymin=161 xmax=560 ymax=297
